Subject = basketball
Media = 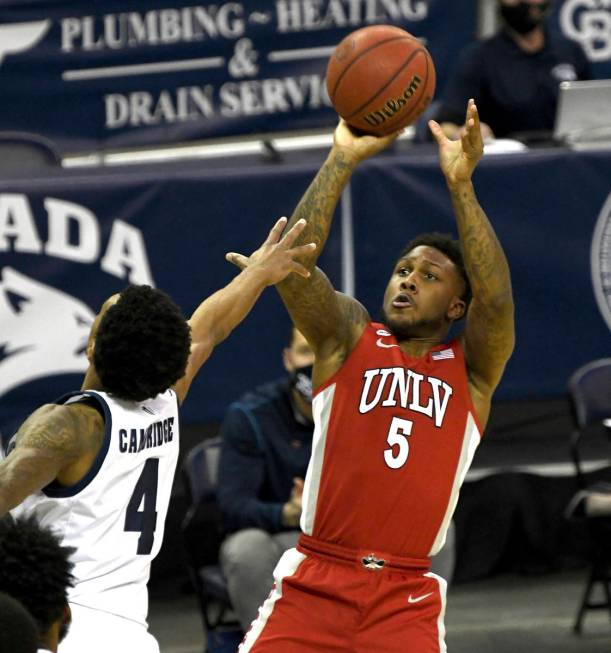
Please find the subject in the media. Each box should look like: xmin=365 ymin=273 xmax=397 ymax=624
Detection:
xmin=326 ymin=25 xmax=436 ymax=136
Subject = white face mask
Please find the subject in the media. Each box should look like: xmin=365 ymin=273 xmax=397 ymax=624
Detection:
xmin=291 ymin=365 xmax=313 ymax=404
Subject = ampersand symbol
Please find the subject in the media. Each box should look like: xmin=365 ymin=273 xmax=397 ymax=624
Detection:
xmin=228 ymin=38 xmax=259 ymax=78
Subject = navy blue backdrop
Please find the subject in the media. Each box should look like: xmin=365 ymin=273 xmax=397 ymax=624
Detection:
xmin=1 ymin=145 xmax=610 ymax=438
xmin=0 ymin=0 xmax=477 ymax=152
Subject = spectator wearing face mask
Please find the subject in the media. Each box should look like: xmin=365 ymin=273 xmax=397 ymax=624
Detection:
xmin=217 ymin=327 xmax=314 ymax=633
xmin=435 ymin=0 xmax=591 ymax=140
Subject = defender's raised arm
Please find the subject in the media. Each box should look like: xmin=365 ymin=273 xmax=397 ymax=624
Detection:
xmin=175 ymin=217 xmax=316 ymax=403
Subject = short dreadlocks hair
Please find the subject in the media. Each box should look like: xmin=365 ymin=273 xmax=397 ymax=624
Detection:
xmin=94 ymin=285 xmax=191 ymax=401
xmin=399 ymin=232 xmax=472 ymax=307
xmin=0 ymin=517 xmax=75 ymax=638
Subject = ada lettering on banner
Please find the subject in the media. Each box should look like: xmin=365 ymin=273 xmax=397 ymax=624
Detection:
xmin=0 ymin=193 xmax=154 ymax=401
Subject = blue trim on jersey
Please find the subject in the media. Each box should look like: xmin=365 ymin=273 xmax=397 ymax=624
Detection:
xmin=42 ymin=391 xmax=113 ymax=499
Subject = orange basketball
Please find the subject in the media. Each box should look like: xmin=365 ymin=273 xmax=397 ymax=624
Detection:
xmin=326 ymin=25 xmax=436 ymax=136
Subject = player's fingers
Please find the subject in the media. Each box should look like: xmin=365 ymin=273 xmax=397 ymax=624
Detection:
xmin=290 ymin=262 xmax=312 ymax=278
xmin=280 ymin=218 xmax=307 ymax=247
xmin=468 ymin=104 xmax=482 ymax=147
xmin=265 ymin=216 xmax=288 ymax=244
xmin=288 ymin=242 xmax=317 ymax=257
xmin=464 ymin=98 xmax=475 ymax=125
xmin=378 ymin=127 xmax=403 ymax=147
xmin=470 ymin=101 xmax=480 ymax=129
xmin=460 ymin=126 xmax=473 ymax=155
xmin=428 ymin=119 xmax=445 ymax=145
xmin=225 ymin=252 xmax=249 ymax=270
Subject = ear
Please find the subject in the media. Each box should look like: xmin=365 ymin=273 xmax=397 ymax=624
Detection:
xmin=86 ymin=337 xmax=95 ymax=363
xmin=447 ymin=297 xmax=466 ymax=321
xmin=282 ymin=347 xmax=293 ymax=373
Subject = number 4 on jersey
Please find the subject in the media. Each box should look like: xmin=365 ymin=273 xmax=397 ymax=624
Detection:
xmin=125 ymin=458 xmax=159 ymax=555
xmin=384 ymin=416 xmax=413 ymax=469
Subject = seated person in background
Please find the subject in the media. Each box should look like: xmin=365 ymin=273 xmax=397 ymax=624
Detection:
xmin=0 ymin=516 xmax=75 ymax=653
xmin=0 ymin=592 xmax=39 ymax=653
xmin=217 ymin=328 xmax=314 ymax=632
xmin=435 ymin=0 xmax=590 ymax=140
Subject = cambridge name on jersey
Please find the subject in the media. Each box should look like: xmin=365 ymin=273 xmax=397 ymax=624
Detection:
xmin=10 ymin=389 xmax=179 ymax=626
xmin=301 ymin=322 xmax=482 ymax=559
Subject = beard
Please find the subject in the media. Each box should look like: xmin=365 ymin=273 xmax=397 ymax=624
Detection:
xmin=380 ymin=307 xmax=442 ymax=340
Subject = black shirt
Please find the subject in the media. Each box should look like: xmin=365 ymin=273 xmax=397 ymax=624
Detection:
xmin=217 ymin=378 xmax=313 ymax=534
xmin=435 ymin=29 xmax=591 ymax=138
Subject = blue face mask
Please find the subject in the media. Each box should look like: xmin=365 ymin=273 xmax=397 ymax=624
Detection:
xmin=291 ymin=365 xmax=313 ymax=405
xmin=501 ymin=1 xmax=551 ymax=35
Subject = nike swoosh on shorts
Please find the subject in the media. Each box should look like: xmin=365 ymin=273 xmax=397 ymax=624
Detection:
xmin=407 ymin=591 xmax=434 ymax=604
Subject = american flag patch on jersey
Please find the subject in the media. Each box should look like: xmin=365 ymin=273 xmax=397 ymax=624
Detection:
xmin=431 ymin=348 xmax=455 ymax=361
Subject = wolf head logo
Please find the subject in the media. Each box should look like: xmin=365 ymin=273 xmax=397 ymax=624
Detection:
xmin=0 ymin=20 xmax=51 ymax=66
xmin=0 ymin=267 xmax=95 ymax=397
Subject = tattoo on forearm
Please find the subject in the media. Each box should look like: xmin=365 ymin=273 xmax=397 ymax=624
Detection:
xmin=449 ymin=183 xmax=514 ymax=373
xmin=449 ymin=185 xmax=511 ymax=301
xmin=286 ymin=150 xmax=356 ymax=253
xmin=278 ymin=150 xmax=368 ymax=347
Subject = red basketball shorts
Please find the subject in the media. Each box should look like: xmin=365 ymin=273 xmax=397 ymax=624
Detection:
xmin=239 ymin=534 xmax=447 ymax=653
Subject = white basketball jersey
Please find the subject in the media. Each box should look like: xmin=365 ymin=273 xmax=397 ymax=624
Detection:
xmin=11 ymin=389 xmax=179 ymax=626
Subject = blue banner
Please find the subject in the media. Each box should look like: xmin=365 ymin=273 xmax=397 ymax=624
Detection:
xmin=0 ymin=1 xmax=477 ymax=152
xmin=0 ymin=156 xmax=345 ymax=437
xmin=550 ymin=1 xmax=611 ymax=79
xmin=1 ymin=146 xmax=610 ymax=440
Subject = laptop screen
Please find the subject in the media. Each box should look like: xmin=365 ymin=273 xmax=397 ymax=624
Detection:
xmin=554 ymin=80 xmax=611 ymax=144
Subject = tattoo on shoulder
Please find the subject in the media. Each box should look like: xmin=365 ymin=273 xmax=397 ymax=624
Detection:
xmin=341 ymin=295 xmax=369 ymax=328
xmin=16 ymin=404 xmax=104 ymax=458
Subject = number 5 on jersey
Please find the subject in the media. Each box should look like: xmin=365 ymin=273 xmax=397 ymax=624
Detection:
xmin=384 ymin=416 xmax=413 ymax=469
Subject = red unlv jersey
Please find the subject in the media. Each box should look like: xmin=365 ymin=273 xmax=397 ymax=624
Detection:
xmin=300 ymin=322 xmax=482 ymax=559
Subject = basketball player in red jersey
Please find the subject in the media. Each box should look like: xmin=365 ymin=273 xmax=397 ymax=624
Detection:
xmin=226 ymin=99 xmax=515 ymax=652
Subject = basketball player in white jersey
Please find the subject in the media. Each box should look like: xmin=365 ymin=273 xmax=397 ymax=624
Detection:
xmin=0 ymin=217 xmax=316 ymax=653
xmin=226 ymin=102 xmax=515 ymax=652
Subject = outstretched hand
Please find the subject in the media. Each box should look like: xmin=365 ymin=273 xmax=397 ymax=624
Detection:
xmin=333 ymin=119 xmax=402 ymax=164
xmin=225 ymin=217 xmax=316 ymax=285
xmin=428 ymin=99 xmax=484 ymax=184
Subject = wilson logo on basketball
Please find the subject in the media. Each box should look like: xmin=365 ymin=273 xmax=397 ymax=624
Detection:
xmin=363 ymin=74 xmax=423 ymax=129
xmin=326 ymin=25 xmax=436 ymax=136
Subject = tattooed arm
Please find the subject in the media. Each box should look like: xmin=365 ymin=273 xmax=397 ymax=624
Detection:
xmin=0 ymin=403 xmax=104 ymax=516
xmin=227 ymin=121 xmax=399 ymax=383
xmin=430 ymin=100 xmax=515 ymax=426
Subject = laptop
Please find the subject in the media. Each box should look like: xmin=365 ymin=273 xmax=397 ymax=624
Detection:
xmin=554 ymin=79 xmax=611 ymax=146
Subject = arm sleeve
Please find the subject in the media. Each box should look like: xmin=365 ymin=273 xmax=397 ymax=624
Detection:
xmin=435 ymin=44 xmax=487 ymax=124
xmin=217 ymin=405 xmax=284 ymax=533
